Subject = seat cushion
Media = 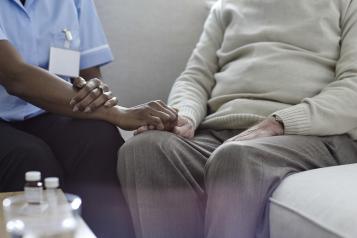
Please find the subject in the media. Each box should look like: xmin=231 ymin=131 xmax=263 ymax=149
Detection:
xmin=270 ymin=164 xmax=357 ymax=238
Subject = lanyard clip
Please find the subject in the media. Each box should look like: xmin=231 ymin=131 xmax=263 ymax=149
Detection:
xmin=62 ymin=29 xmax=73 ymax=48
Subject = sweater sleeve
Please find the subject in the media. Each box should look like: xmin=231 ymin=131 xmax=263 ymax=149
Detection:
xmin=273 ymin=0 xmax=357 ymax=136
xmin=167 ymin=1 xmax=224 ymax=129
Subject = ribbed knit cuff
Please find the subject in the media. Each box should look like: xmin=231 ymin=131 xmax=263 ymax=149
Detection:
xmin=176 ymin=106 xmax=202 ymax=129
xmin=272 ymin=104 xmax=311 ymax=135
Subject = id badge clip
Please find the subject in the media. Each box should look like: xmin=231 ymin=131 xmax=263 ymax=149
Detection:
xmin=49 ymin=28 xmax=80 ymax=78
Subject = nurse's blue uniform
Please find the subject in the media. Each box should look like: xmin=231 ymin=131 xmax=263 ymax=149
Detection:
xmin=0 ymin=1 xmax=134 ymax=238
xmin=0 ymin=0 xmax=113 ymax=121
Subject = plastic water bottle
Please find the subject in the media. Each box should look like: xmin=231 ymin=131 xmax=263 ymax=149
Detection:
xmin=45 ymin=177 xmax=60 ymax=208
xmin=24 ymin=171 xmax=43 ymax=205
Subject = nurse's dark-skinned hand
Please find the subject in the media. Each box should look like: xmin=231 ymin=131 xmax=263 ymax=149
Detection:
xmin=135 ymin=114 xmax=194 ymax=139
xmin=117 ymin=100 xmax=178 ymax=131
xmin=134 ymin=105 xmax=179 ymax=135
xmin=70 ymin=77 xmax=118 ymax=113
xmin=225 ymin=117 xmax=284 ymax=142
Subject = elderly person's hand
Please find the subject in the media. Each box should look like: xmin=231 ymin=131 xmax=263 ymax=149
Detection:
xmin=226 ymin=116 xmax=284 ymax=142
xmin=172 ymin=115 xmax=195 ymax=139
xmin=119 ymin=100 xmax=178 ymax=131
xmin=70 ymin=77 xmax=118 ymax=112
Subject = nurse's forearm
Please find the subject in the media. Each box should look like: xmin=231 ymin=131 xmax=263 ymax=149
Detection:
xmin=0 ymin=41 xmax=178 ymax=131
xmin=0 ymin=40 xmax=121 ymax=124
xmin=3 ymin=64 xmax=176 ymax=130
xmin=6 ymin=63 xmax=123 ymax=124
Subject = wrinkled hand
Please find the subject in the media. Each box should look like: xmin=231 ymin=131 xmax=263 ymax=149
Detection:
xmin=70 ymin=77 xmax=118 ymax=113
xmin=172 ymin=115 xmax=195 ymax=139
xmin=226 ymin=117 xmax=284 ymax=143
xmin=118 ymin=100 xmax=178 ymax=131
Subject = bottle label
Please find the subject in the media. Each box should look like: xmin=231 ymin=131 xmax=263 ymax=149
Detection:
xmin=25 ymin=187 xmax=43 ymax=204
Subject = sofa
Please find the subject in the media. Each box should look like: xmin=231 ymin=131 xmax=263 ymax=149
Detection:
xmin=95 ymin=0 xmax=357 ymax=237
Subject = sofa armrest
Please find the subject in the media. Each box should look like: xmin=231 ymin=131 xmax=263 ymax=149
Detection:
xmin=270 ymin=164 xmax=357 ymax=238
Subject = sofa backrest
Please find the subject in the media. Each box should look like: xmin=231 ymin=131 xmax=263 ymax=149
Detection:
xmin=94 ymin=0 xmax=211 ymax=107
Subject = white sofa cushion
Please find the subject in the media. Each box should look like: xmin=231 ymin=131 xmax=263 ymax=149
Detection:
xmin=270 ymin=164 xmax=357 ymax=238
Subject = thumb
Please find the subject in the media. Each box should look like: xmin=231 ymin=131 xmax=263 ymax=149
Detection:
xmin=134 ymin=125 xmax=149 ymax=136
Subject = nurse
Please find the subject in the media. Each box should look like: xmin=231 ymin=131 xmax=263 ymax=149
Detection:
xmin=0 ymin=0 xmax=176 ymax=237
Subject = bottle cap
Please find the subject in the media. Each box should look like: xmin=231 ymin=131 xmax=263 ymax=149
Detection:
xmin=44 ymin=177 xmax=59 ymax=189
xmin=25 ymin=171 xmax=41 ymax=182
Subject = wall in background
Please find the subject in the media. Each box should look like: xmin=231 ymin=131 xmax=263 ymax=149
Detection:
xmin=94 ymin=0 xmax=211 ymax=107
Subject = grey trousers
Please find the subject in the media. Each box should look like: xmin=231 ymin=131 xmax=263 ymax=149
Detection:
xmin=117 ymin=129 xmax=357 ymax=238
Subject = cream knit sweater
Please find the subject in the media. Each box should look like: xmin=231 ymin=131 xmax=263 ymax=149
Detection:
xmin=168 ymin=0 xmax=357 ymax=139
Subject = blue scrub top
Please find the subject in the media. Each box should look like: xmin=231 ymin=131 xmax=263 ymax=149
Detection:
xmin=0 ymin=0 xmax=114 ymax=121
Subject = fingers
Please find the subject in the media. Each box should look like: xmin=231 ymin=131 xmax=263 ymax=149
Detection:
xmin=225 ymin=127 xmax=270 ymax=143
xmin=72 ymin=88 xmax=102 ymax=112
xmin=126 ymin=101 xmax=179 ymax=131
xmin=225 ymin=129 xmax=254 ymax=143
xmin=147 ymin=100 xmax=178 ymax=131
xmin=146 ymin=116 xmax=164 ymax=130
xmin=70 ymin=78 xmax=117 ymax=112
xmin=153 ymin=100 xmax=178 ymax=121
xmin=148 ymin=100 xmax=177 ymax=121
xmin=134 ymin=126 xmax=149 ymax=136
xmin=80 ymin=92 xmax=117 ymax=112
xmin=72 ymin=77 xmax=87 ymax=89
xmin=141 ymin=105 xmax=168 ymax=130
xmin=104 ymin=96 xmax=118 ymax=107
xmin=70 ymin=78 xmax=101 ymax=107
xmin=172 ymin=119 xmax=195 ymax=139
xmin=147 ymin=105 xmax=171 ymax=124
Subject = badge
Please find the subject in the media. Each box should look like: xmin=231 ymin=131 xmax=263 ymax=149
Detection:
xmin=48 ymin=29 xmax=80 ymax=77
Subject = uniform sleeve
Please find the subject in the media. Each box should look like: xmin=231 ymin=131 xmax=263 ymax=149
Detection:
xmin=0 ymin=25 xmax=7 ymax=40
xmin=273 ymin=0 xmax=357 ymax=136
xmin=76 ymin=0 xmax=114 ymax=69
xmin=167 ymin=1 xmax=224 ymax=128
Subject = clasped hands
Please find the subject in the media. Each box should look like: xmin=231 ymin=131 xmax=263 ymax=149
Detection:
xmin=69 ymin=77 xmax=284 ymax=141
xmin=69 ymin=77 xmax=193 ymax=137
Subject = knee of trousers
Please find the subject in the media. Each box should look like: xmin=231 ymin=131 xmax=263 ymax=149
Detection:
xmin=205 ymin=141 xmax=264 ymax=181
xmin=77 ymin=120 xmax=124 ymax=150
xmin=7 ymin=138 xmax=63 ymax=178
xmin=68 ymin=120 xmax=124 ymax=172
xmin=117 ymin=131 xmax=181 ymax=178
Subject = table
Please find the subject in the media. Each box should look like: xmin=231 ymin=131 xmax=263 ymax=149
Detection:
xmin=0 ymin=192 xmax=96 ymax=238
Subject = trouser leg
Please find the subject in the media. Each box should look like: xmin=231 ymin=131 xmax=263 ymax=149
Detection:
xmin=0 ymin=120 xmax=63 ymax=192
xmin=15 ymin=114 xmax=134 ymax=238
xmin=205 ymin=135 xmax=357 ymax=238
xmin=118 ymin=130 xmax=238 ymax=238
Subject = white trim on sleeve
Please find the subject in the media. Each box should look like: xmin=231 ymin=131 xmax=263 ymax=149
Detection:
xmin=81 ymin=44 xmax=110 ymax=56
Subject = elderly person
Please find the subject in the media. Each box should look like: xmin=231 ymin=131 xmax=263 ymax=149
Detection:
xmin=118 ymin=0 xmax=357 ymax=237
